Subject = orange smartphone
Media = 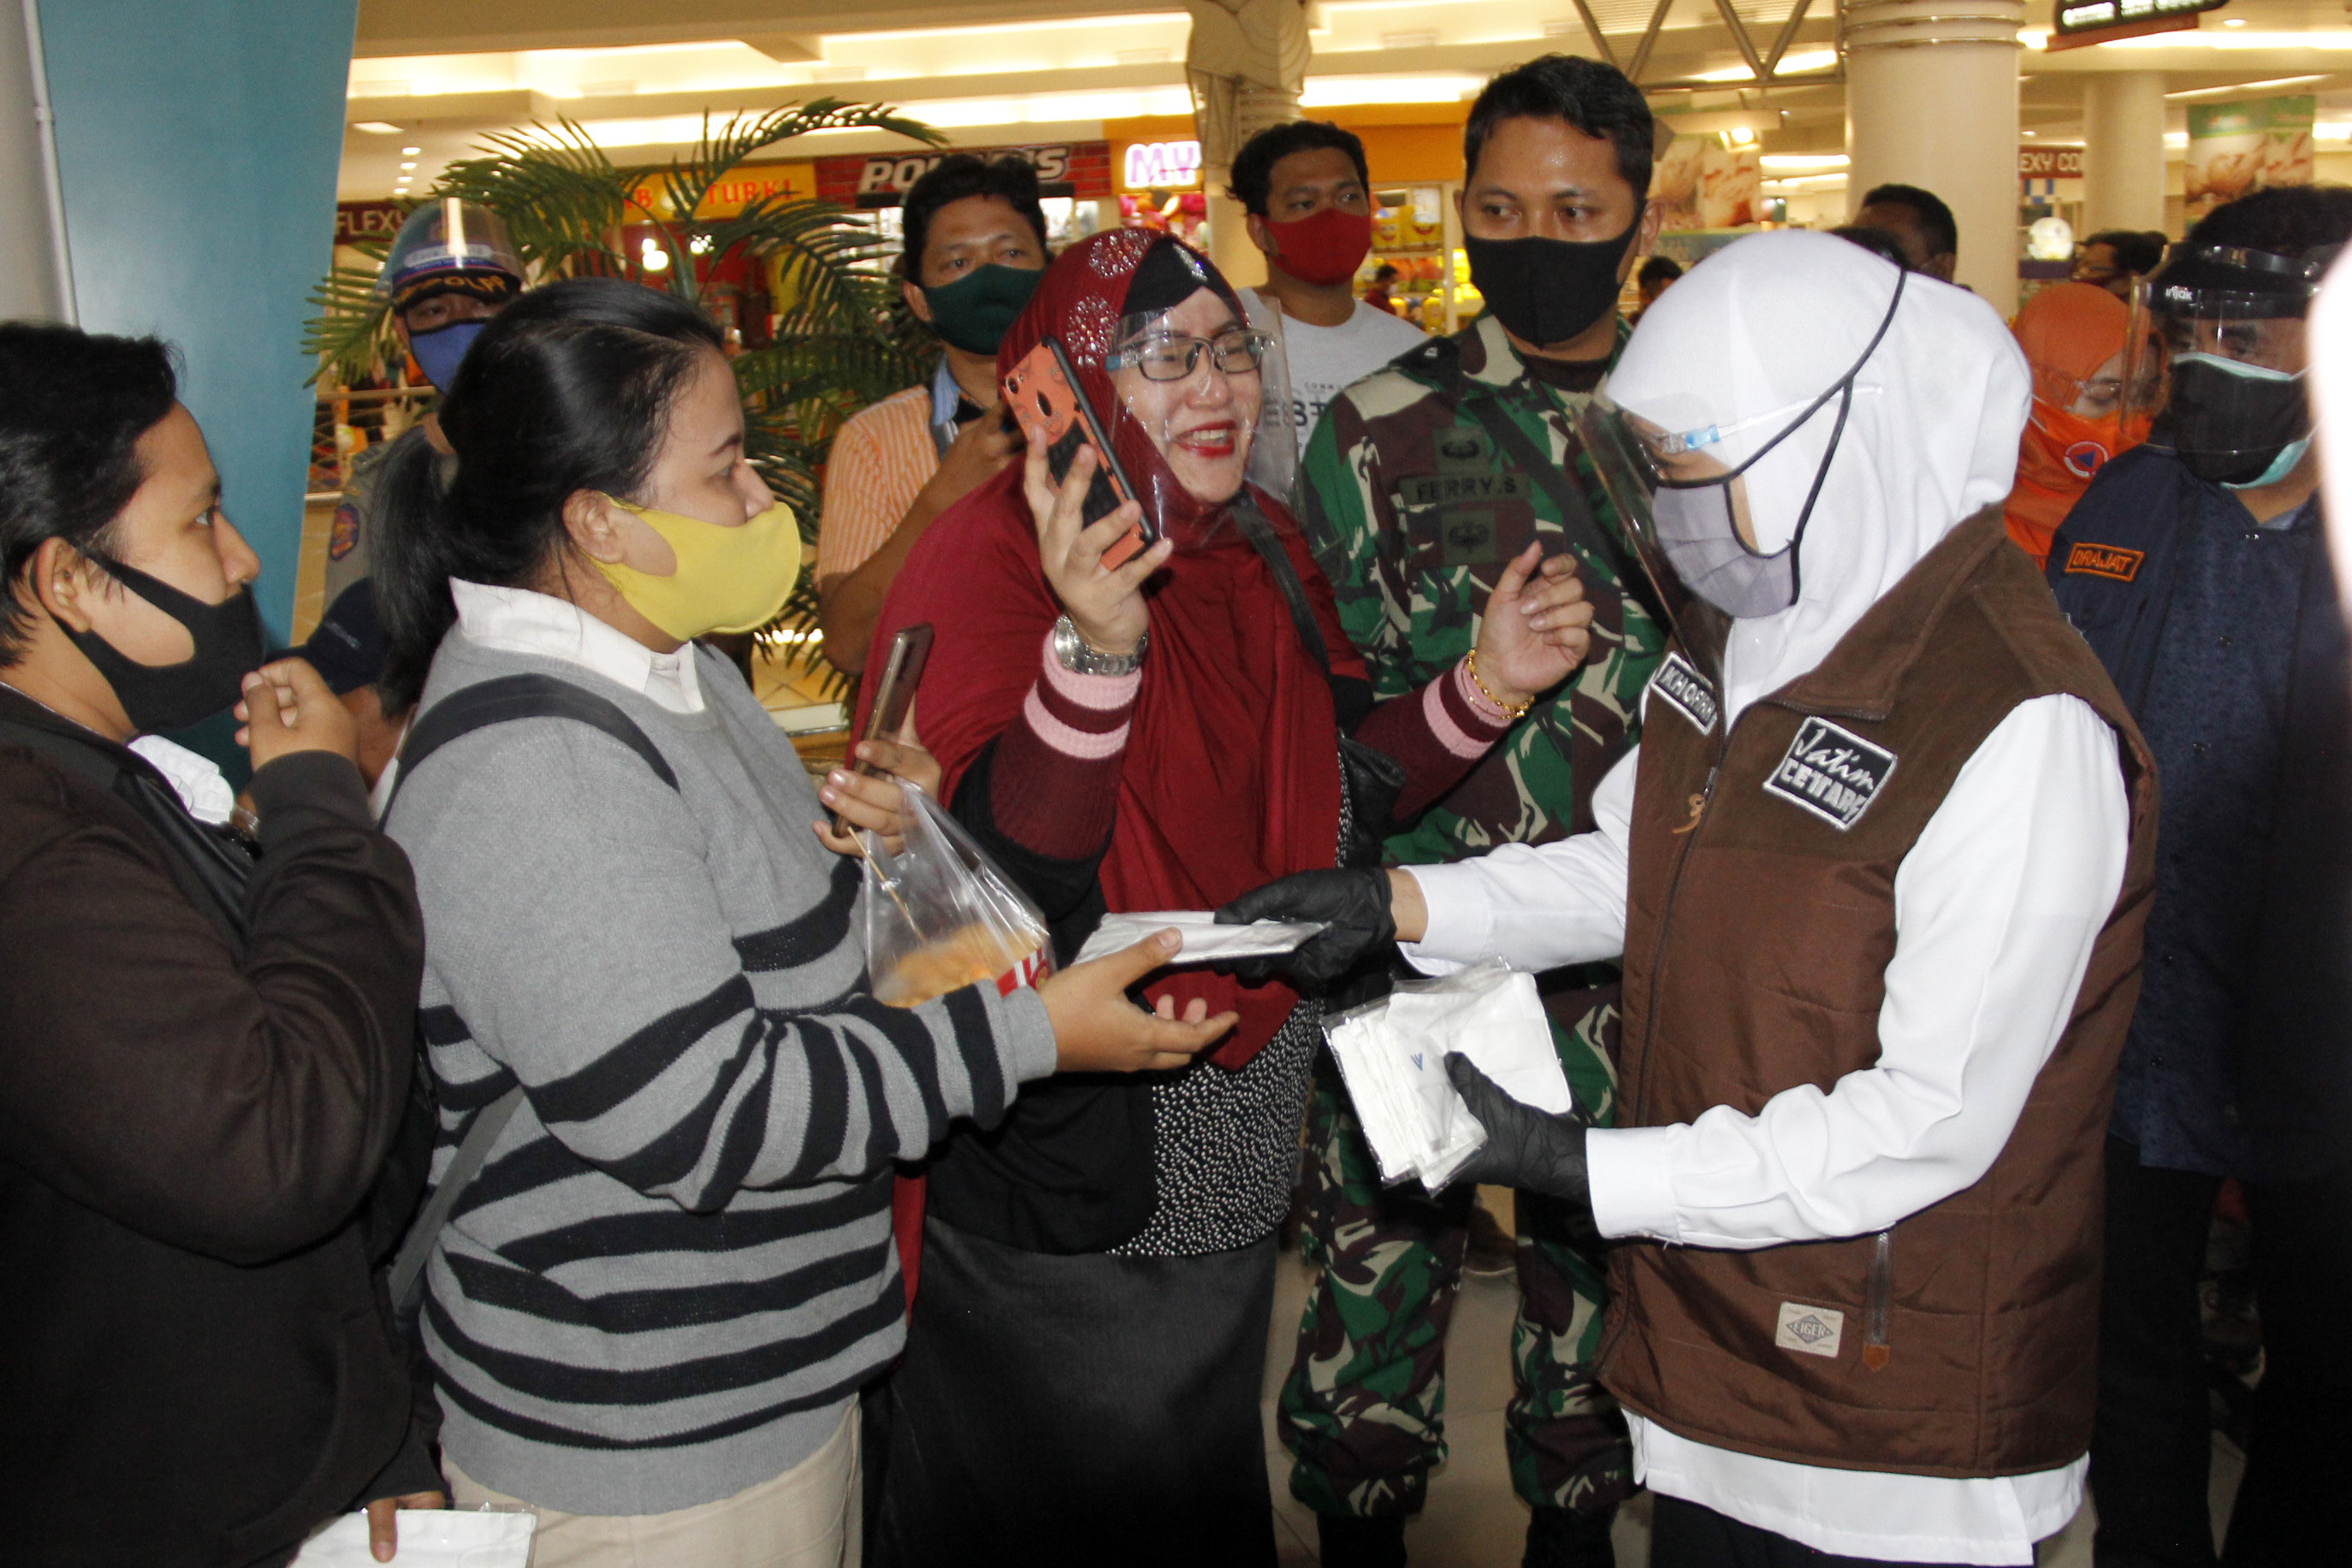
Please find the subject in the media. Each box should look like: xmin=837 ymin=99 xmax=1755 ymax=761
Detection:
xmin=1001 ymin=336 xmax=1153 ymax=569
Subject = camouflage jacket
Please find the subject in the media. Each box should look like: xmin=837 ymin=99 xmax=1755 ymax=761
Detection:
xmin=1298 ymin=312 xmax=1665 ymax=867
xmin=323 ymin=426 xmax=418 ymax=606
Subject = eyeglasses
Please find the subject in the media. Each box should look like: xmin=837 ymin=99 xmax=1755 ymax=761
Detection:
xmin=1109 ymin=328 xmax=1272 ymax=382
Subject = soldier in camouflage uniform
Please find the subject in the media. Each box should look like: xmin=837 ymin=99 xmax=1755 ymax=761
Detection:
xmin=1277 ymin=53 xmax=1668 ymax=1568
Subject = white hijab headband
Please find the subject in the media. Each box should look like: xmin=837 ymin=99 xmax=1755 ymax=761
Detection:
xmin=1608 ymin=230 xmax=2030 ymax=723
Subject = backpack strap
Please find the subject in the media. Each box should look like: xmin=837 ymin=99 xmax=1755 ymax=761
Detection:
xmin=388 ymin=672 xmax=679 ymax=815
xmin=386 ymin=1084 xmax=524 ymax=1319
xmin=381 ymin=670 xmax=682 ymax=1320
xmin=1229 ymin=494 xmax=1332 ymax=678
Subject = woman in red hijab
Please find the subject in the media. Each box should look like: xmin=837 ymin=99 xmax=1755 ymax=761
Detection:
xmin=2005 ymin=281 xmax=2152 ymax=567
xmin=863 ymin=231 xmax=1592 ymax=1565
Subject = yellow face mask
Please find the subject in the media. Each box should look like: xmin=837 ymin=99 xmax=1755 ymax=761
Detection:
xmin=592 ymin=494 xmax=803 ymax=642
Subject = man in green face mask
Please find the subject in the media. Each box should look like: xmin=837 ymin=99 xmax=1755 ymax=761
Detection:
xmin=817 ymin=155 xmax=1052 ymax=675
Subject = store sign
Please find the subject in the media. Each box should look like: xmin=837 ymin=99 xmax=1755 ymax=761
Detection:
xmin=815 ymin=143 xmax=1111 ymax=206
xmin=627 ymin=164 xmax=815 ymax=221
xmin=335 ymin=201 xmax=406 ymax=245
xmin=2185 ymin=96 xmax=2315 ymax=221
xmin=2017 ymin=147 xmax=2084 ymax=179
xmin=1122 ymin=139 xmax=1202 ymax=191
xmin=2049 ymin=0 xmax=2224 ymax=50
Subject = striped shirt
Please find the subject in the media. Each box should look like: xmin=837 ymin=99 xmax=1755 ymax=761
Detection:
xmin=816 ymin=384 xmax=939 ymax=583
xmin=385 ymin=598 xmax=1057 ymax=1517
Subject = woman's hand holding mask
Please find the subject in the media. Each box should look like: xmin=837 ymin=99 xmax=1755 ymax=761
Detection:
xmin=1469 ymin=543 xmax=1595 ymax=710
xmin=1024 ymin=439 xmax=1170 ymax=658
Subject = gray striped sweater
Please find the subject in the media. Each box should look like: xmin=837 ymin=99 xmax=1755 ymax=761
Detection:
xmin=386 ymin=632 xmax=1057 ymax=1515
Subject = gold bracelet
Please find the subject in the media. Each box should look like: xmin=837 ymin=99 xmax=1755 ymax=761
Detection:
xmin=1464 ymin=648 xmax=1531 ymax=721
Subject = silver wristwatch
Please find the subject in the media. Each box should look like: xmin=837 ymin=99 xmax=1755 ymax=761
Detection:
xmin=1052 ymin=613 xmax=1148 ymax=677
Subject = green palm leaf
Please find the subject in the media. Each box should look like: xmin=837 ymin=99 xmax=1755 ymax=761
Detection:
xmin=303 ymin=98 xmax=945 ymax=684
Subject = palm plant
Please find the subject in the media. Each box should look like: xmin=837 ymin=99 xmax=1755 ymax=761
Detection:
xmin=304 ymin=101 xmax=947 ymax=672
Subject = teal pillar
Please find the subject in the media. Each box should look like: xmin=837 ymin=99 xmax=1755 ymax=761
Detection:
xmin=36 ymin=0 xmax=359 ymax=645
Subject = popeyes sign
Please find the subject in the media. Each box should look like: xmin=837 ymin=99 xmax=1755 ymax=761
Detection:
xmin=815 ymin=143 xmax=1112 ymax=206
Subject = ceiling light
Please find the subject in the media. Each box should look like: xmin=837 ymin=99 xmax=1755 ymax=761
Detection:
xmin=2222 ymin=15 xmax=2246 ymax=24
xmin=352 ymin=81 xmax=410 ymax=98
xmin=1300 ymin=74 xmax=1481 ymax=105
xmin=400 ymin=162 xmax=418 ymax=170
xmin=2165 ymin=130 xmax=2189 ymax=149
xmin=640 ymin=237 xmax=670 ymax=272
xmin=354 ymin=121 xmax=405 ymax=134
xmin=2165 ymin=74 xmax=2330 ymax=98
xmin=1692 ymin=49 xmax=1838 ymax=82
xmin=400 ymin=145 xmax=421 ymax=154
xmin=1760 ymin=153 xmax=1850 ymax=169
xmin=2319 ymin=121 xmax=2352 ymax=141
xmin=2099 ymin=29 xmax=2352 ymax=48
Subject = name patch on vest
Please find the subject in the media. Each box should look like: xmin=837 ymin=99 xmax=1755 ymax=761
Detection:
xmin=1645 ymin=652 xmax=1719 ymax=733
xmin=2063 ymin=541 xmax=2144 ymax=582
xmin=1764 ymin=717 xmax=1897 ymax=831
xmin=1775 ymin=1300 xmax=1845 ymax=1358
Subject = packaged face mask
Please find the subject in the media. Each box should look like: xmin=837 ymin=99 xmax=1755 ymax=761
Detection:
xmin=1075 ymin=909 xmax=1325 ymax=966
xmin=1322 ymin=961 xmax=1572 ymax=1190
xmin=289 ymin=1509 xmax=534 ymax=1568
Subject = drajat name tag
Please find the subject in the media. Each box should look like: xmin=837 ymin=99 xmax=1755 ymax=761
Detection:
xmin=2063 ymin=541 xmax=2143 ymax=582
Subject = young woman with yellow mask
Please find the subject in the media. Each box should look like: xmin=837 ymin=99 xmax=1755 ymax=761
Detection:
xmin=369 ymin=278 xmax=1233 ymax=1567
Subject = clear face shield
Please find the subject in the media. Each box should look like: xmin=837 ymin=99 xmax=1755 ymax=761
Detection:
xmin=2128 ymin=244 xmax=2332 ymax=489
xmin=1104 ymin=293 xmax=1292 ymax=529
xmin=1576 ymin=265 xmax=1907 ymax=637
xmin=376 ymin=198 xmax=525 ymax=312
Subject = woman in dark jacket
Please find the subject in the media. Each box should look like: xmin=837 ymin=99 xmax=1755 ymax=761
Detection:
xmin=0 ymin=323 xmax=439 ymax=1566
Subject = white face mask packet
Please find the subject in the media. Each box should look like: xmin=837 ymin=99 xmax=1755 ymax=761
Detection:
xmin=1322 ymin=960 xmax=1573 ymax=1190
xmin=1075 ymin=909 xmax=1326 ymax=966
xmin=289 ymin=1508 xmax=536 ymax=1568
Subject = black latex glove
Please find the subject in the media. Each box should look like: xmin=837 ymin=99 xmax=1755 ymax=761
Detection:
xmin=1444 ymin=1053 xmax=1602 ymax=1249
xmin=1216 ymin=867 xmax=1395 ymax=991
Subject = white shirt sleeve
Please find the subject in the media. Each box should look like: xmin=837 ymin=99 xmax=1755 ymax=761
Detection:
xmin=1399 ymin=743 xmax=1639 ymax=974
xmin=1585 ymin=693 xmax=2130 ymax=1248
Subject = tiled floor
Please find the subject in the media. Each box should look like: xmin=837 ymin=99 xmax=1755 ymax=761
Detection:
xmin=1258 ymin=1242 xmax=2245 ymax=1566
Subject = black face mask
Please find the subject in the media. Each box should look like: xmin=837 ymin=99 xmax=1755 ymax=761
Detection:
xmin=2154 ymin=353 xmax=2313 ymax=488
xmin=1464 ymin=219 xmax=1639 ymax=349
xmin=57 ymin=553 xmax=267 ymax=734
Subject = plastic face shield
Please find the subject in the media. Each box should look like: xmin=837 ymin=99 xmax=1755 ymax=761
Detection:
xmin=1105 ymin=301 xmax=1288 ymax=528
xmin=2127 ymin=246 xmax=2330 ymax=479
xmin=377 ymin=198 xmax=526 ymax=311
xmin=1579 ymin=265 xmax=1905 ymax=629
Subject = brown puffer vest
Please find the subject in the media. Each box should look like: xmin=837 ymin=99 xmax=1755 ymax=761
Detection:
xmin=1599 ymin=510 xmax=2158 ymax=1478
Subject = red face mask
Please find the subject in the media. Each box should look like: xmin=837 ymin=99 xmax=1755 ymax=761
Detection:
xmin=1263 ymin=206 xmax=1374 ymax=287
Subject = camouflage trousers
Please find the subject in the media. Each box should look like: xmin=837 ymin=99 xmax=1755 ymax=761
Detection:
xmin=1278 ymin=997 xmax=1633 ymax=1521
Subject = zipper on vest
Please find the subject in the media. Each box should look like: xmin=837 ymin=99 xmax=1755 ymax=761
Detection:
xmin=1863 ymin=1229 xmax=1893 ymax=1371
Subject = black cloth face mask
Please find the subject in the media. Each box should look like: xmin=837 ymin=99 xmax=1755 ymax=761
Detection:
xmin=57 ymin=553 xmax=267 ymax=733
xmin=1465 ymin=218 xmax=1640 ymax=349
xmin=2154 ymin=352 xmax=2313 ymax=488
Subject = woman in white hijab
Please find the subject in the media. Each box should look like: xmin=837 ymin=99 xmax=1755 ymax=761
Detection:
xmin=1225 ymin=232 xmax=2158 ymax=1568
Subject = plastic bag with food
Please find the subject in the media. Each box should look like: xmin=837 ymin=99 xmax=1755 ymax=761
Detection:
xmin=862 ymin=779 xmax=1053 ymax=1009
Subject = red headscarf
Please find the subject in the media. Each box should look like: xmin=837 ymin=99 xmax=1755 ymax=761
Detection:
xmin=2004 ymin=282 xmax=2148 ymax=567
xmin=872 ymin=231 xmax=1363 ymax=1068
